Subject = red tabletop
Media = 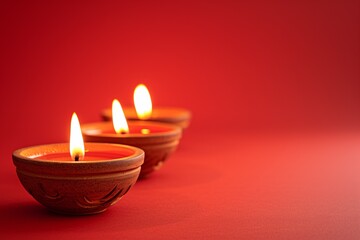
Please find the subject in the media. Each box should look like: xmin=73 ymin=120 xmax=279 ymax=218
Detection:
xmin=1 ymin=129 xmax=360 ymax=239
xmin=0 ymin=0 xmax=359 ymax=239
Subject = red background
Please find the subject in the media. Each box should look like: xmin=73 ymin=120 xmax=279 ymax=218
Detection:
xmin=0 ymin=0 xmax=359 ymax=239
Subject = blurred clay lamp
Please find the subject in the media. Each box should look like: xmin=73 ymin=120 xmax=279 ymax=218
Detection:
xmin=12 ymin=113 xmax=144 ymax=215
xmin=83 ymin=99 xmax=182 ymax=178
xmin=101 ymin=84 xmax=191 ymax=129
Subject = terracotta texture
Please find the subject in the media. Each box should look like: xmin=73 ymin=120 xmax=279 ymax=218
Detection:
xmin=82 ymin=121 xmax=182 ymax=178
xmin=12 ymin=143 xmax=144 ymax=215
xmin=101 ymin=107 xmax=191 ymax=129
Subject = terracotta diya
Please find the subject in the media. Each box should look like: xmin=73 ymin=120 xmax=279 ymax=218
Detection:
xmin=83 ymin=99 xmax=182 ymax=178
xmin=12 ymin=113 xmax=144 ymax=215
xmin=101 ymin=84 xmax=191 ymax=129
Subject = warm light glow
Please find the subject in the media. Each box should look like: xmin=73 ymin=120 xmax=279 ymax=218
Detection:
xmin=70 ymin=112 xmax=85 ymax=161
xmin=134 ymin=84 xmax=152 ymax=120
xmin=141 ymin=128 xmax=150 ymax=134
xmin=112 ymin=99 xmax=129 ymax=134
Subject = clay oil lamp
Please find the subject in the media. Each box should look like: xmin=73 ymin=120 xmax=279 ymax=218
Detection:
xmin=83 ymin=99 xmax=182 ymax=178
xmin=12 ymin=113 xmax=144 ymax=215
xmin=101 ymin=84 xmax=191 ymax=129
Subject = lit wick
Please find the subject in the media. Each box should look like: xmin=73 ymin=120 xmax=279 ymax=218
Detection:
xmin=70 ymin=112 xmax=85 ymax=162
xmin=112 ymin=99 xmax=129 ymax=135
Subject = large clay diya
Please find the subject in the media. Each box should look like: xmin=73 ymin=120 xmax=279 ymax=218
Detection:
xmin=83 ymin=99 xmax=182 ymax=178
xmin=12 ymin=113 xmax=144 ymax=215
xmin=101 ymin=84 xmax=191 ymax=129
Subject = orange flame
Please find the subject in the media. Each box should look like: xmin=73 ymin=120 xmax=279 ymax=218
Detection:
xmin=134 ymin=84 xmax=152 ymax=120
xmin=70 ymin=112 xmax=85 ymax=161
xmin=112 ymin=99 xmax=129 ymax=134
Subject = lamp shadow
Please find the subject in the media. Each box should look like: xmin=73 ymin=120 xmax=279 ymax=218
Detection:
xmin=0 ymin=190 xmax=200 ymax=235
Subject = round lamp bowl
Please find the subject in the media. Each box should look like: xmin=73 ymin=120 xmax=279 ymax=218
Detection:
xmin=82 ymin=121 xmax=182 ymax=178
xmin=12 ymin=143 xmax=144 ymax=215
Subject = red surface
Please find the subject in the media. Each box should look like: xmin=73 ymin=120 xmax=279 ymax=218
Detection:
xmin=0 ymin=0 xmax=359 ymax=239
